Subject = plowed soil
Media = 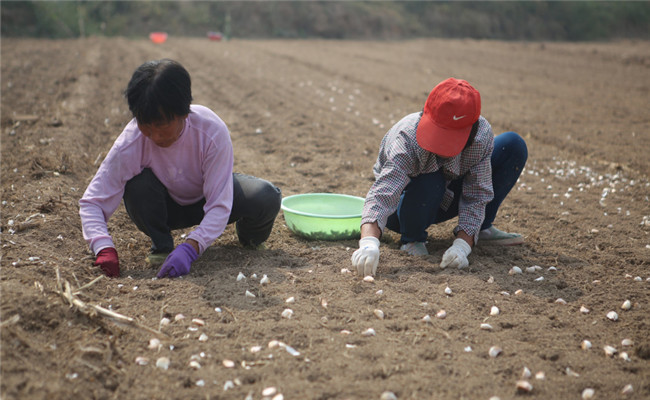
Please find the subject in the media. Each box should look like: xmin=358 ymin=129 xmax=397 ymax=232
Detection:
xmin=1 ymin=37 xmax=649 ymax=400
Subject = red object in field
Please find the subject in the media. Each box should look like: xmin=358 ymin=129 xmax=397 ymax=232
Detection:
xmin=207 ymin=31 xmax=223 ymax=41
xmin=149 ymin=32 xmax=168 ymax=44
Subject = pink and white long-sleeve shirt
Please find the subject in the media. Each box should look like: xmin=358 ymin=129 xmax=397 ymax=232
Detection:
xmin=79 ymin=105 xmax=234 ymax=255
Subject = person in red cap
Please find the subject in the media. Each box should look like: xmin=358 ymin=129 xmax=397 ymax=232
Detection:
xmin=351 ymin=78 xmax=527 ymax=276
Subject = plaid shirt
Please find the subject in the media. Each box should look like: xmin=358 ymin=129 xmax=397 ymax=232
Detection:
xmin=362 ymin=112 xmax=494 ymax=242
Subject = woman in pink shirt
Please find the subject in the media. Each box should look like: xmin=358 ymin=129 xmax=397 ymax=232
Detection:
xmin=79 ymin=59 xmax=281 ymax=278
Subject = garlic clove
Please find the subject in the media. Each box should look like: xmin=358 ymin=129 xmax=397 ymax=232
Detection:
xmin=621 ymin=384 xmax=633 ymax=395
xmin=488 ymin=346 xmax=502 ymax=358
xmin=362 ymin=328 xmax=376 ymax=337
xmin=604 ymin=345 xmax=617 ymax=357
xmin=516 ymin=380 xmax=532 ymax=393
xmin=509 ymin=266 xmax=522 ymax=275
xmin=621 ymin=300 xmax=632 ymax=310
xmin=156 ymin=357 xmax=170 ymax=370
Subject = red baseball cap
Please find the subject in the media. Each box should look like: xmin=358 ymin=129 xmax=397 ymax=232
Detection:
xmin=416 ymin=78 xmax=481 ymax=157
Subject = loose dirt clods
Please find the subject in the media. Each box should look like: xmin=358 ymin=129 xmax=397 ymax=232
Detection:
xmin=1 ymin=37 xmax=649 ymax=400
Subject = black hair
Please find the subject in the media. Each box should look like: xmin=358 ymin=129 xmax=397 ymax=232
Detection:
xmin=124 ymin=59 xmax=192 ymax=125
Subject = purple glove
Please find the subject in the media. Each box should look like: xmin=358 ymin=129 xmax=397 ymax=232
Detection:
xmin=156 ymin=243 xmax=198 ymax=278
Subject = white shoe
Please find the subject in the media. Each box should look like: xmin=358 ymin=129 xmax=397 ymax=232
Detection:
xmin=400 ymin=242 xmax=429 ymax=256
xmin=478 ymin=226 xmax=524 ymax=246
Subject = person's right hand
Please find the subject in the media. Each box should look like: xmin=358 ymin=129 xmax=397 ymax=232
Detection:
xmin=94 ymin=247 xmax=119 ymax=277
xmin=440 ymin=238 xmax=471 ymax=269
xmin=351 ymin=236 xmax=380 ymax=276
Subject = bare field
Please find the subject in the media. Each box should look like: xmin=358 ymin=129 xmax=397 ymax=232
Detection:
xmin=1 ymin=37 xmax=649 ymax=399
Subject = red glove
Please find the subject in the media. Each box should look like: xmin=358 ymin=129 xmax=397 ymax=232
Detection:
xmin=94 ymin=247 xmax=119 ymax=277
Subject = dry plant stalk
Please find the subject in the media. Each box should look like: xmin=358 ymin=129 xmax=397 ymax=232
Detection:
xmin=55 ymin=267 xmax=165 ymax=337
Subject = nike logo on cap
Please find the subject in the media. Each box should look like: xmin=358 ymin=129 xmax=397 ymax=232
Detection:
xmin=452 ymin=115 xmax=466 ymax=121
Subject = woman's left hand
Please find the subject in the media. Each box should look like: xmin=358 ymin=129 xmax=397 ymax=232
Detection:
xmin=156 ymin=242 xmax=198 ymax=278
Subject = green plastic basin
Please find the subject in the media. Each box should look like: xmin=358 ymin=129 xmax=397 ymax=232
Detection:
xmin=281 ymin=193 xmax=365 ymax=240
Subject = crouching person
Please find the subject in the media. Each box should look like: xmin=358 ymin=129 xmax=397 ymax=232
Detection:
xmin=351 ymin=78 xmax=527 ymax=276
xmin=79 ymin=59 xmax=281 ymax=278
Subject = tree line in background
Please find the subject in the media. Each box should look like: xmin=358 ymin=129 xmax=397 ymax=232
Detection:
xmin=2 ymin=1 xmax=649 ymax=41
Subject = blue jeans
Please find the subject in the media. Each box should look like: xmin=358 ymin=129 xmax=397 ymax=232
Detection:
xmin=385 ymin=131 xmax=528 ymax=243
xmin=123 ymin=169 xmax=281 ymax=253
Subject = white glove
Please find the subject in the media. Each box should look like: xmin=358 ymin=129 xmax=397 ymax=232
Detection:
xmin=351 ymin=236 xmax=380 ymax=277
xmin=440 ymin=238 xmax=472 ymax=269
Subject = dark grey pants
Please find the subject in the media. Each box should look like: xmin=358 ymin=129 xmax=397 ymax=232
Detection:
xmin=123 ymin=168 xmax=281 ymax=253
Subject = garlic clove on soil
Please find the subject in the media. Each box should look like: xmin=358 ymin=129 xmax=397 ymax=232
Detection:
xmin=148 ymin=338 xmax=161 ymax=350
xmin=480 ymin=323 xmax=493 ymax=331
xmin=362 ymin=328 xmax=376 ymax=337
xmin=135 ymin=356 xmax=149 ymax=366
xmin=581 ymin=388 xmax=595 ymax=399
xmin=488 ymin=346 xmax=502 ymax=358
xmin=509 ymin=266 xmax=522 ymax=275
xmin=621 ymin=384 xmax=633 ymax=395
xmin=156 ymin=357 xmax=170 ymax=370
xmin=604 ymin=345 xmax=617 ymax=357
xmin=380 ymin=391 xmax=398 ymax=400
xmin=516 ymin=380 xmax=533 ymax=393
